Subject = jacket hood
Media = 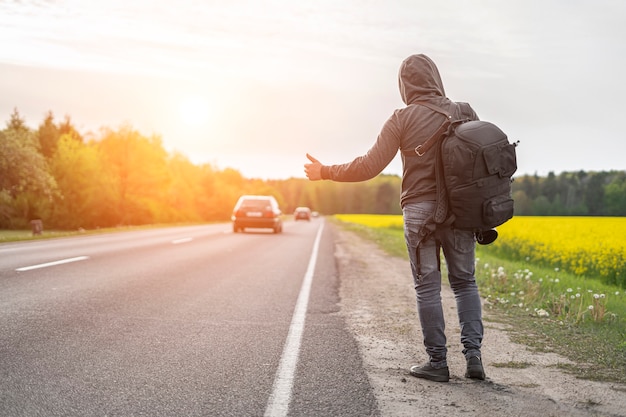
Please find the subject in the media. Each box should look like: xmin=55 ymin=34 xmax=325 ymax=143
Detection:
xmin=398 ymin=54 xmax=446 ymax=105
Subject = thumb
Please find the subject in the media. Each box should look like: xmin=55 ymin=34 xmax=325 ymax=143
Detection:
xmin=306 ymin=153 xmax=320 ymax=164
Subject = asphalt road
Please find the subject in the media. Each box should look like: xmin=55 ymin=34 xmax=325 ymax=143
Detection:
xmin=0 ymin=220 xmax=378 ymax=417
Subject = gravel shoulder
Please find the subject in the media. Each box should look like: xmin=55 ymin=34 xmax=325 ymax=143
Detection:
xmin=332 ymin=223 xmax=626 ymax=417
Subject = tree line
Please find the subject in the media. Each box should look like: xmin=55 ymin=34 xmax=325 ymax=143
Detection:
xmin=1 ymin=109 xmax=624 ymax=231
xmin=512 ymin=171 xmax=626 ymax=216
xmin=0 ymin=109 xmax=402 ymax=230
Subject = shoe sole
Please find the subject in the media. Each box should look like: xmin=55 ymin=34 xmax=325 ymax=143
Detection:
xmin=410 ymin=370 xmax=449 ymax=382
xmin=465 ymin=368 xmax=486 ymax=380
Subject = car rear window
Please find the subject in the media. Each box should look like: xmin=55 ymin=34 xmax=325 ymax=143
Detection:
xmin=241 ymin=199 xmax=271 ymax=209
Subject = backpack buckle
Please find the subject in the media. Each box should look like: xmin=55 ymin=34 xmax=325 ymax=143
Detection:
xmin=414 ymin=145 xmax=425 ymax=157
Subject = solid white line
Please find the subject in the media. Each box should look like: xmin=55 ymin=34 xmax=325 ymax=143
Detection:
xmin=264 ymin=221 xmax=325 ymax=417
xmin=172 ymin=237 xmax=193 ymax=244
xmin=16 ymin=256 xmax=89 ymax=272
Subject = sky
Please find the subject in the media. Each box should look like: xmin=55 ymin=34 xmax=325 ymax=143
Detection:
xmin=1 ymin=0 xmax=625 ymax=180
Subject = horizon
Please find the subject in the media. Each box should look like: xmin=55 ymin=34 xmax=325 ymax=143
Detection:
xmin=2 ymin=0 xmax=625 ymax=179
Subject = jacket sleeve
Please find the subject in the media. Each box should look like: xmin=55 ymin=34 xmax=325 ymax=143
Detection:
xmin=321 ymin=112 xmax=402 ymax=182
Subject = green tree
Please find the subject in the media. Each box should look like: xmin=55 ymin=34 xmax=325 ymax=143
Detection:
xmin=0 ymin=114 xmax=57 ymax=228
xmin=37 ymin=111 xmax=61 ymax=159
xmin=542 ymin=171 xmax=558 ymax=203
xmin=373 ymin=175 xmax=401 ymax=214
xmin=49 ymin=134 xmax=116 ymax=228
xmin=604 ymin=174 xmax=626 ymax=216
xmin=97 ymin=125 xmax=170 ymax=225
xmin=512 ymin=190 xmax=532 ymax=215
xmin=193 ymin=165 xmax=245 ymax=221
xmin=584 ymin=172 xmax=608 ymax=216
xmin=58 ymin=114 xmax=83 ymax=143
xmin=164 ymin=152 xmax=204 ymax=222
xmin=6 ymin=108 xmax=29 ymax=133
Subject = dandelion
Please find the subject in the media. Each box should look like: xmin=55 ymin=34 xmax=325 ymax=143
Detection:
xmin=555 ymin=278 xmax=560 ymax=283
xmin=588 ymin=305 xmax=594 ymax=310
xmin=555 ymin=268 xmax=560 ymax=272
xmin=593 ymin=294 xmax=600 ymax=299
xmin=535 ymin=308 xmax=550 ymax=317
xmin=566 ymin=288 xmax=573 ymax=293
xmin=576 ymin=293 xmax=581 ymax=298
xmin=615 ymin=291 xmax=620 ymax=296
xmin=600 ymin=294 xmax=606 ymax=299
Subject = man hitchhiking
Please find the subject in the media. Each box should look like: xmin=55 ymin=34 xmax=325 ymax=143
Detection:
xmin=304 ymin=54 xmax=486 ymax=382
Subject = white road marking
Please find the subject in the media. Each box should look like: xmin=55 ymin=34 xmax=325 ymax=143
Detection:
xmin=172 ymin=237 xmax=193 ymax=244
xmin=264 ymin=221 xmax=325 ymax=417
xmin=16 ymin=256 xmax=89 ymax=272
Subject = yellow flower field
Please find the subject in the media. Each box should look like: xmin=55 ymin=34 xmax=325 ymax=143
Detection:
xmin=334 ymin=214 xmax=626 ymax=288
xmin=492 ymin=216 xmax=626 ymax=287
xmin=334 ymin=214 xmax=404 ymax=230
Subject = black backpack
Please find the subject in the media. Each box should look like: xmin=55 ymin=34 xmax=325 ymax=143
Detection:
xmin=402 ymin=101 xmax=518 ymax=243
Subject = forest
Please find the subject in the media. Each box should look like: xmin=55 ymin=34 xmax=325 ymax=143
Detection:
xmin=1 ymin=108 xmax=625 ymax=230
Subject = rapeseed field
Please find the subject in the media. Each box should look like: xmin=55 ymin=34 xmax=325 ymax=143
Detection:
xmin=492 ymin=216 xmax=625 ymax=288
xmin=334 ymin=214 xmax=625 ymax=289
xmin=334 ymin=214 xmax=625 ymax=323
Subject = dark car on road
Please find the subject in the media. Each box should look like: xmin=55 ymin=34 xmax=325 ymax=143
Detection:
xmin=232 ymin=195 xmax=283 ymax=233
xmin=293 ymin=207 xmax=312 ymax=221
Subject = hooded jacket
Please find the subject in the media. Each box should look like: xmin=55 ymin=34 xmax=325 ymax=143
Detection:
xmin=320 ymin=54 xmax=478 ymax=207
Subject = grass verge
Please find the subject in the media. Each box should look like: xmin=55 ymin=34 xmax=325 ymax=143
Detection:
xmin=0 ymin=223 xmax=205 ymax=243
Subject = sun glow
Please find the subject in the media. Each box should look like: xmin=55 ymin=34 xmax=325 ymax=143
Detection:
xmin=178 ymin=95 xmax=213 ymax=128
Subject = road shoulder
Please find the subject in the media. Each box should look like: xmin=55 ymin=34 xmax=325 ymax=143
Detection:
xmin=333 ymin=223 xmax=626 ymax=417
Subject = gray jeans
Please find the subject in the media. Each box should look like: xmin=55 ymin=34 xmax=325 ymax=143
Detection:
xmin=403 ymin=201 xmax=483 ymax=368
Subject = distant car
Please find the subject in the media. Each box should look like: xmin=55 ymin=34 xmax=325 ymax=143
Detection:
xmin=232 ymin=195 xmax=283 ymax=233
xmin=293 ymin=207 xmax=312 ymax=221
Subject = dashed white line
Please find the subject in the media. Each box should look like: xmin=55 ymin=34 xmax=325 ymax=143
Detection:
xmin=16 ymin=256 xmax=89 ymax=272
xmin=172 ymin=237 xmax=193 ymax=244
xmin=264 ymin=221 xmax=324 ymax=417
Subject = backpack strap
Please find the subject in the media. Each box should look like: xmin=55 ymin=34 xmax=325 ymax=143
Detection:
xmin=400 ymin=101 xmax=473 ymax=225
xmin=414 ymin=101 xmax=452 ymax=117
xmin=400 ymin=101 xmax=457 ymax=224
xmin=432 ymin=142 xmax=449 ymax=224
xmin=430 ymin=102 xmax=473 ymax=224
xmin=401 ymin=102 xmax=453 ymax=157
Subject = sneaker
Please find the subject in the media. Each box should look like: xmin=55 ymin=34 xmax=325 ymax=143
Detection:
xmin=465 ymin=356 xmax=485 ymax=380
xmin=410 ymin=363 xmax=450 ymax=382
